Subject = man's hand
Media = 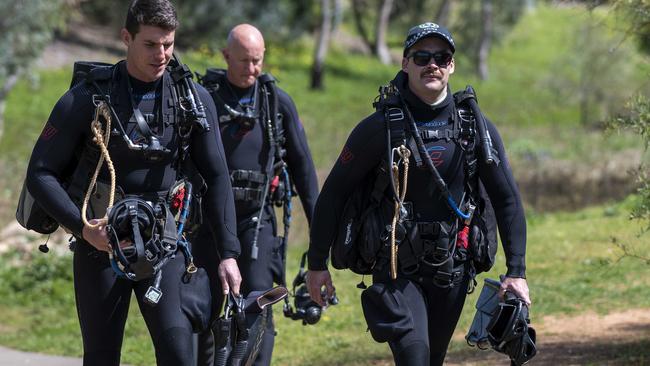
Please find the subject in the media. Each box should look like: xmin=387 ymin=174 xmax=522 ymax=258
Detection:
xmin=500 ymin=276 xmax=531 ymax=306
xmin=306 ymin=270 xmax=335 ymax=307
xmin=218 ymin=258 xmax=242 ymax=296
xmin=82 ymin=218 xmax=110 ymax=252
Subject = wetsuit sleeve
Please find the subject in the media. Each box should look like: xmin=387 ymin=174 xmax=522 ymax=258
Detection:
xmin=190 ymin=84 xmax=240 ymax=259
xmin=478 ymin=119 xmax=527 ymax=278
xmin=277 ymin=89 xmax=319 ymax=224
xmin=25 ymin=86 xmax=95 ymax=237
xmin=307 ymin=112 xmax=386 ymax=270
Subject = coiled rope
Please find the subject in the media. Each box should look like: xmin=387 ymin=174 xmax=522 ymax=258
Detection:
xmin=81 ymin=101 xmax=117 ymax=228
xmin=390 ymin=145 xmax=410 ymax=280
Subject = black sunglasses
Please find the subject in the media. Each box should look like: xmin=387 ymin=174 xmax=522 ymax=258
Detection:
xmin=408 ymin=50 xmax=453 ymax=67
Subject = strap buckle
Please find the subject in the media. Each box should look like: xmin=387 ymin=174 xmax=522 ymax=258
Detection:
xmin=387 ymin=107 xmax=404 ymax=121
xmin=92 ymin=94 xmax=110 ymax=107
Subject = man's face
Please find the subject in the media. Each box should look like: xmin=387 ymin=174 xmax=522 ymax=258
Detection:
xmin=401 ymin=37 xmax=455 ymax=102
xmin=122 ymin=25 xmax=175 ymax=82
xmin=223 ymin=39 xmax=265 ymax=89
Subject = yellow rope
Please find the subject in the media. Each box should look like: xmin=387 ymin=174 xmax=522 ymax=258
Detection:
xmin=81 ymin=101 xmax=117 ymax=228
xmin=390 ymin=145 xmax=411 ymax=280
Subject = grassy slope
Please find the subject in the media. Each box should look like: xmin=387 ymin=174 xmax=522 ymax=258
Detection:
xmin=0 ymin=3 xmax=648 ymax=366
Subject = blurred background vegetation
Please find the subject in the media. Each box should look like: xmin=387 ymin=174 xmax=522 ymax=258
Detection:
xmin=0 ymin=0 xmax=649 ymax=365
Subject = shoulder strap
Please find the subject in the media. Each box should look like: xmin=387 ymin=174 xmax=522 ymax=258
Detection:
xmin=197 ymin=68 xmax=226 ymax=94
xmin=259 ymin=73 xmax=287 ymax=164
xmin=454 ymin=86 xmax=500 ymax=167
xmin=452 ymin=93 xmax=479 ymax=186
xmin=374 ymin=84 xmax=423 ymax=167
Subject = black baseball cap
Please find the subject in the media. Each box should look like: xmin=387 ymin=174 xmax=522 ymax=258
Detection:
xmin=403 ymin=22 xmax=455 ymax=56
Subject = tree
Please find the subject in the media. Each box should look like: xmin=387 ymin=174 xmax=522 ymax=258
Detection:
xmin=0 ymin=0 xmax=68 ymax=142
xmin=609 ymin=0 xmax=650 ymax=244
xmin=477 ymin=0 xmax=493 ymax=80
xmin=351 ymin=0 xmax=373 ymax=53
xmin=375 ymin=0 xmax=395 ymax=64
xmin=454 ymin=0 xmax=525 ymax=79
xmin=311 ymin=0 xmax=333 ymax=89
xmin=435 ymin=0 xmax=452 ymax=25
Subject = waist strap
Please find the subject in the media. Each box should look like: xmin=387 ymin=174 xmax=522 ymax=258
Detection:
xmin=231 ymin=169 xmax=266 ymax=185
xmin=232 ymin=187 xmax=264 ymax=202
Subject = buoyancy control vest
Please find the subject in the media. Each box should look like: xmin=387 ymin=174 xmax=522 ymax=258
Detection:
xmin=197 ymin=68 xmax=289 ymax=206
xmin=16 ymin=57 xmax=207 ymax=239
xmin=330 ymin=82 xmax=499 ymax=284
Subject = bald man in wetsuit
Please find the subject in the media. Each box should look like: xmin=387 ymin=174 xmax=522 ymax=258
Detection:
xmin=194 ymin=24 xmax=319 ymax=366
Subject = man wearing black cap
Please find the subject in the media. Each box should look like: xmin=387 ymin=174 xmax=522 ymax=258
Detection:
xmin=306 ymin=22 xmax=530 ymax=365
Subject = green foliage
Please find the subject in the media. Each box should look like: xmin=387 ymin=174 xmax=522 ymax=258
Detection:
xmin=608 ymin=0 xmax=650 ymax=240
xmin=542 ymin=8 xmax=643 ymax=127
xmin=452 ymin=0 xmax=525 ymax=70
xmin=0 ymin=70 xmax=70 ymax=159
xmin=77 ymin=0 xmax=130 ymax=27
xmin=613 ymin=0 xmax=650 ymax=53
xmin=609 ymin=94 xmax=650 ymax=233
xmin=75 ymin=0 xmax=318 ymax=50
xmin=610 ymin=94 xmax=650 ymax=150
xmin=471 ymin=4 xmax=648 ymax=128
xmin=0 ymin=0 xmax=67 ymax=82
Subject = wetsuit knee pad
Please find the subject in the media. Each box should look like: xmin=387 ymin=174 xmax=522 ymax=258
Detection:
xmin=154 ymin=327 xmax=194 ymax=366
xmin=392 ymin=341 xmax=429 ymax=366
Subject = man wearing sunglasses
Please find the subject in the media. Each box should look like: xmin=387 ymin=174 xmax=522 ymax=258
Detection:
xmin=307 ymin=22 xmax=530 ymax=365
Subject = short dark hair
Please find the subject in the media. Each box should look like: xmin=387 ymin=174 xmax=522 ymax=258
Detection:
xmin=124 ymin=0 xmax=178 ymax=37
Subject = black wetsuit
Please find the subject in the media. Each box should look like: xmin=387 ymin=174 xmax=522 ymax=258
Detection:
xmin=194 ymin=72 xmax=319 ymax=366
xmin=25 ymin=61 xmax=239 ymax=366
xmin=308 ymin=71 xmax=526 ymax=366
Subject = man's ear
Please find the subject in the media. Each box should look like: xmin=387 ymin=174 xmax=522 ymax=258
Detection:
xmin=222 ymin=48 xmax=229 ymax=62
xmin=121 ymin=28 xmax=132 ymax=47
xmin=401 ymin=57 xmax=408 ymax=73
xmin=448 ymin=58 xmax=455 ymax=75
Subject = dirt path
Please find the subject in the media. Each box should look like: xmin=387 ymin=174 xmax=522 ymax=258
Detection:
xmin=0 ymin=345 xmax=81 ymax=366
xmin=0 ymin=311 xmax=647 ymax=365
xmin=445 ymin=308 xmax=650 ymax=365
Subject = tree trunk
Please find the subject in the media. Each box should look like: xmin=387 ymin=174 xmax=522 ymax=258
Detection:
xmin=311 ymin=0 xmax=333 ymax=90
xmin=435 ymin=0 xmax=452 ymax=25
xmin=477 ymin=0 xmax=493 ymax=80
xmin=332 ymin=0 xmax=344 ymax=36
xmin=525 ymin=0 xmax=536 ymax=13
xmin=352 ymin=0 xmax=373 ymax=53
xmin=375 ymin=0 xmax=394 ymax=65
xmin=0 ymin=73 xmax=19 ymax=142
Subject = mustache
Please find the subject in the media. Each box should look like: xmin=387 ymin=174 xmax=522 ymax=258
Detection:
xmin=420 ymin=67 xmax=441 ymax=78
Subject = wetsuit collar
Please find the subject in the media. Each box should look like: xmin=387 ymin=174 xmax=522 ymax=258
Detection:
xmin=224 ymin=79 xmax=257 ymax=107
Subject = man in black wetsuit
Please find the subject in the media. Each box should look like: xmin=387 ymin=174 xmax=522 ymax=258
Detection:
xmin=306 ymin=22 xmax=531 ymax=365
xmin=194 ymin=24 xmax=319 ymax=366
xmin=24 ymin=1 xmax=241 ymax=365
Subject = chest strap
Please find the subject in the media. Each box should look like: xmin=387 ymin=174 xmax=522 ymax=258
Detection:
xmin=418 ymin=128 xmax=458 ymax=142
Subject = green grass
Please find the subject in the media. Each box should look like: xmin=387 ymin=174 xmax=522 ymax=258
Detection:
xmin=0 ymin=196 xmax=648 ymax=365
